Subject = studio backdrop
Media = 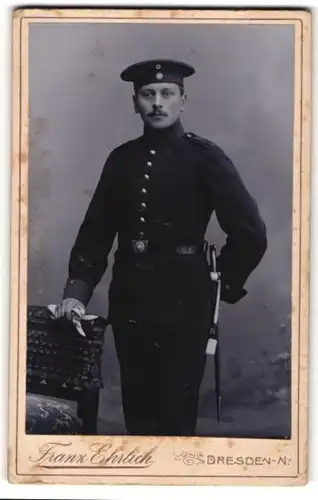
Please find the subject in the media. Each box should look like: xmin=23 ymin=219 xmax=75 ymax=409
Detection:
xmin=28 ymin=22 xmax=294 ymax=437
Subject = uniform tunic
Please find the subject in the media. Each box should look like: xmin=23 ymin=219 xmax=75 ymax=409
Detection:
xmin=63 ymin=119 xmax=267 ymax=435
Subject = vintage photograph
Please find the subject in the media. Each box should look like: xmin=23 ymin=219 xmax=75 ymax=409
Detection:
xmin=9 ymin=8 xmax=310 ymax=486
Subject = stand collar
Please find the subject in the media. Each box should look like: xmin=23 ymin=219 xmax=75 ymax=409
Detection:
xmin=142 ymin=119 xmax=184 ymax=146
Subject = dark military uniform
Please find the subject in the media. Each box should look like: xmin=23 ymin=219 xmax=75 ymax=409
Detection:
xmin=63 ymin=60 xmax=267 ymax=436
xmin=63 ymin=120 xmax=267 ymax=436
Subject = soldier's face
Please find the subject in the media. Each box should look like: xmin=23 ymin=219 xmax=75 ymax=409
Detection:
xmin=133 ymin=82 xmax=187 ymax=129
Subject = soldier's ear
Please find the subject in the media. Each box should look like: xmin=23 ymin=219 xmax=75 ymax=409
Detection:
xmin=180 ymin=93 xmax=187 ymax=112
xmin=133 ymin=94 xmax=140 ymax=114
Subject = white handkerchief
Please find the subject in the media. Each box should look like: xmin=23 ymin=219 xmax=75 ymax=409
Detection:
xmin=47 ymin=304 xmax=98 ymax=338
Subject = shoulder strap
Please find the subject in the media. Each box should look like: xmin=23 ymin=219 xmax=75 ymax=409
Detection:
xmin=184 ymin=132 xmax=217 ymax=149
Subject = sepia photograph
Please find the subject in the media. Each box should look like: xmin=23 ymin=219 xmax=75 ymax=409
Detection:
xmin=9 ymin=7 xmax=311 ymax=486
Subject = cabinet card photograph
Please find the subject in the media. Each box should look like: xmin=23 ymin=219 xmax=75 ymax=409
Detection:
xmin=9 ymin=7 xmax=311 ymax=486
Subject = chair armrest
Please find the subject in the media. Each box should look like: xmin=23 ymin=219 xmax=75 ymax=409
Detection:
xmin=27 ymin=305 xmax=108 ymax=394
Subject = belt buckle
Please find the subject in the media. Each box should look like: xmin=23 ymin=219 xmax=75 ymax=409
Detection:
xmin=132 ymin=240 xmax=148 ymax=254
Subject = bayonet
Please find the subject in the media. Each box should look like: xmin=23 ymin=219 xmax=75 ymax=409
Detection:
xmin=205 ymin=242 xmax=222 ymax=423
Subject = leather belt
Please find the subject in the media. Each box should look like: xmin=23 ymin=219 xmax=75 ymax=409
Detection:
xmin=130 ymin=240 xmax=202 ymax=255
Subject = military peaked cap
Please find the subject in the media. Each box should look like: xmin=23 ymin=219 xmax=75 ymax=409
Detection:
xmin=120 ymin=59 xmax=195 ymax=90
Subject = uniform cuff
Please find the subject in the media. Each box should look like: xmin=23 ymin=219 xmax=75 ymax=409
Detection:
xmin=63 ymin=278 xmax=93 ymax=307
xmin=220 ymin=283 xmax=247 ymax=304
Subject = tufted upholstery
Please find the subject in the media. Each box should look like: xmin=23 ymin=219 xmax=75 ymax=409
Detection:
xmin=26 ymin=394 xmax=83 ymax=434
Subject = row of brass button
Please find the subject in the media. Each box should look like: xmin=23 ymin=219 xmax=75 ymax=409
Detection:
xmin=137 ymin=149 xmax=156 ymax=242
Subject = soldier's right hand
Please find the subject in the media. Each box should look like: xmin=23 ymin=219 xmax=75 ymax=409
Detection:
xmin=54 ymin=298 xmax=85 ymax=321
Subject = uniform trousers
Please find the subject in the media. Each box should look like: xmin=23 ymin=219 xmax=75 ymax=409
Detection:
xmin=112 ymin=321 xmax=210 ymax=436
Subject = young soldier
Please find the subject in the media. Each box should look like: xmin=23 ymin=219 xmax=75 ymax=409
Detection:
xmin=55 ymin=59 xmax=267 ymax=436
